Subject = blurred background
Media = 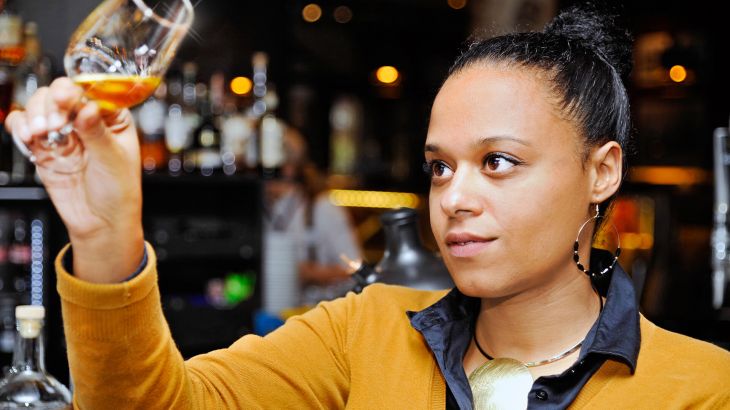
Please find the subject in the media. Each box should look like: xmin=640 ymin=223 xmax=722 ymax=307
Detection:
xmin=1 ymin=0 xmax=729 ymax=385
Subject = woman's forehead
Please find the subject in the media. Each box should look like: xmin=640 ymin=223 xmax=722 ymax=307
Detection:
xmin=427 ymin=65 xmax=578 ymax=150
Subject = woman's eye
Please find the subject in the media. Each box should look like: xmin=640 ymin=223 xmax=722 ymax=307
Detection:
xmin=484 ymin=154 xmax=518 ymax=173
xmin=423 ymin=160 xmax=452 ymax=178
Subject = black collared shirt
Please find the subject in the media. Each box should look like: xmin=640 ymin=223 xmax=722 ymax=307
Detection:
xmin=407 ymin=250 xmax=641 ymax=409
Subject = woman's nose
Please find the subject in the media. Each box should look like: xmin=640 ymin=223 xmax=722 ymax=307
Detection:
xmin=439 ymin=168 xmax=484 ymax=219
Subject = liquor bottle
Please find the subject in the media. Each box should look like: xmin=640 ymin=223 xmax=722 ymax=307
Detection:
xmin=374 ymin=208 xmax=454 ymax=290
xmin=0 ymin=0 xmax=18 ymax=128
xmin=251 ymin=52 xmax=268 ymax=118
xmin=245 ymin=52 xmax=269 ymax=175
xmin=137 ymin=82 xmax=168 ymax=173
xmin=0 ymin=212 xmax=13 ymax=364
xmin=0 ymin=0 xmax=24 ymax=66
xmin=8 ymin=22 xmax=48 ymax=184
xmin=712 ymin=126 xmax=730 ymax=309
xmin=329 ymin=96 xmax=362 ymax=175
xmin=242 ymin=109 xmax=260 ymax=174
xmin=7 ymin=216 xmax=29 ymax=298
xmin=190 ymin=75 xmax=222 ymax=176
xmin=250 ymin=52 xmax=285 ymax=178
xmin=0 ymin=122 xmax=12 ymax=186
xmin=259 ymin=87 xmax=285 ymax=178
xmin=163 ymin=74 xmax=187 ymax=176
xmin=13 ymin=22 xmax=50 ymax=109
xmin=0 ymin=211 xmax=9 ymax=293
xmin=220 ymin=100 xmax=255 ymax=176
xmin=0 ymin=305 xmax=72 ymax=409
xmin=180 ymin=62 xmax=200 ymax=173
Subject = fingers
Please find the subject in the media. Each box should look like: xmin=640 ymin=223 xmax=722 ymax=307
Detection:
xmin=21 ymin=78 xmax=85 ymax=140
xmin=24 ymin=86 xmax=50 ymax=138
xmin=19 ymin=77 xmax=117 ymax=153
xmin=5 ymin=110 xmax=31 ymax=145
xmin=45 ymin=77 xmax=85 ymax=130
xmin=7 ymin=76 xmax=138 ymax=168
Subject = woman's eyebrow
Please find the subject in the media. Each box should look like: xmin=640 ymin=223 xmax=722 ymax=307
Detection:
xmin=424 ymin=143 xmax=439 ymax=153
xmin=425 ymin=135 xmax=531 ymax=153
xmin=477 ymin=135 xmax=532 ymax=147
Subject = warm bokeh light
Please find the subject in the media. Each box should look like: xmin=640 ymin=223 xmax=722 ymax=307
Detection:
xmin=302 ymin=4 xmax=322 ymax=23
xmin=448 ymin=0 xmax=467 ymax=10
xmin=328 ymin=189 xmax=420 ymax=209
xmin=375 ymin=66 xmax=399 ymax=85
xmin=628 ymin=166 xmax=710 ymax=186
xmin=230 ymin=76 xmax=252 ymax=95
xmin=334 ymin=5 xmax=353 ymax=23
xmin=620 ymin=233 xmax=654 ymax=250
xmin=669 ymin=65 xmax=687 ymax=83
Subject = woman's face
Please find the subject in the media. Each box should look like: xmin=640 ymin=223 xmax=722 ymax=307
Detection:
xmin=426 ymin=64 xmax=594 ymax=299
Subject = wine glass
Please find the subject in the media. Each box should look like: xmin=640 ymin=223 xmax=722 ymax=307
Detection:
xmin=12 ymin=0 xmax=194 ymax=174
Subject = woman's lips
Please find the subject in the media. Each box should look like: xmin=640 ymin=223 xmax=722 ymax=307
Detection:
xmin=444 ymin=233 xmax=496 ymax=258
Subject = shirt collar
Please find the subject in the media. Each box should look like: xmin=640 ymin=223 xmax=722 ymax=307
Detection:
xmin=582 ymin=249 xmax=641 ymax=372
xmin=407 ymin=249 xmax=641 ymax=407
xmin=407 ymin=288 xmax=478 ymax=410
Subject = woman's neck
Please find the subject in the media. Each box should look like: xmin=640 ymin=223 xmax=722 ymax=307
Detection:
xmin=465 ymin=265 xmax=602 ymax=376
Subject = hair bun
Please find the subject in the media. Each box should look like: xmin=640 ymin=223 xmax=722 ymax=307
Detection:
xmin=544 ymin=4 xmax=633 ymax=79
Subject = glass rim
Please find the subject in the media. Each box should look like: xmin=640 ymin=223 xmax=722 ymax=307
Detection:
xmin=130 ymin=0 xmax=195 ymax=30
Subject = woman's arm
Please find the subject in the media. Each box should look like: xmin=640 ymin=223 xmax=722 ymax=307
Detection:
xmin=5 ymin=78 xmax=144 ymax=283
xmin=58 ymin=244 xmax=353 ymax=409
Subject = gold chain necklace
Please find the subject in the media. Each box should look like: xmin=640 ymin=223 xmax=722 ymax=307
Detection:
xmin=468 ymin=291 xmax=603 ymax=410
xmin=474 ymin=334 xmax=584 ymax=368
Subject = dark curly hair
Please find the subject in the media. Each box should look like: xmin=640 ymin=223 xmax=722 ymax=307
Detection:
xmin=446 ymin=3 xmax=634 ymax=218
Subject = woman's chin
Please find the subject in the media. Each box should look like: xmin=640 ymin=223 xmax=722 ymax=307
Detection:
xmin=451 ymin=272 xmax=519 ymax=300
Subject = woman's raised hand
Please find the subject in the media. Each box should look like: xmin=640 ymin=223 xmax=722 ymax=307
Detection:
xmin=5 ymin=78 xmax=145 ymax=283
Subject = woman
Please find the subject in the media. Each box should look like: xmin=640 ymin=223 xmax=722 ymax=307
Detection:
xmin=6 ymin=5 xmax=730 ymax=409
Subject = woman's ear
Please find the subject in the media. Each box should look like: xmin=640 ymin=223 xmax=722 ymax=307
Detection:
xmin=589 ymin=141 xmax=623 ymax=203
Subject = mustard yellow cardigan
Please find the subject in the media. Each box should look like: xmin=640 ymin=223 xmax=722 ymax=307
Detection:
xmin=56 ymin=244 xmax=730 ymax=409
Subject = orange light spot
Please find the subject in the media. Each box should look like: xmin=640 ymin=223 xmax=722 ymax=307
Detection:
xmin=669 ymin=65 xmax=687 ymax=83
xmin=376 ymin=66 xmax=399 ymax=84
xmin=302 ymin=4 xmax=322 ymax=23
xmin=230 ymin=76 xmax=252 ymax=95
xmin=448 ymin=0 xmax=467 ymax=10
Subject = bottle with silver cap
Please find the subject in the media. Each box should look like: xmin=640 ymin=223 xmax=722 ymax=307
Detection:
xmin=0 ymin=305 xmax=71 ymax=409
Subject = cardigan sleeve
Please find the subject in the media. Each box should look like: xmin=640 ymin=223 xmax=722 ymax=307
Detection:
xmin=56 ymin=243 xmax=354 ymax=409
xmin=706 ymin=391 xmax=730 ymax=409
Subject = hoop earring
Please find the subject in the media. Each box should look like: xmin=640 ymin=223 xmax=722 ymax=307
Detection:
xmin=573 ymin=204 xmax=621 ymax=280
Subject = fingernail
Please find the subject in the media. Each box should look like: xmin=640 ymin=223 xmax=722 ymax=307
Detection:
xmin=31 ymin=116 xmax=47 ymax=133
xmin=48 ymin=112 xmax=65 ymax=129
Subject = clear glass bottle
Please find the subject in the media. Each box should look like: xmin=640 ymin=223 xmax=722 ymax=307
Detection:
xmin=0 ymin=305 xmax=72 ymax=409
xmin=191 ymin=73 xmax=223 ymax=176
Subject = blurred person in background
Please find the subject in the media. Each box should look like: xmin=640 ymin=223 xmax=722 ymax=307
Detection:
xmin=264 ymin=125 xmax=361 ymax=305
